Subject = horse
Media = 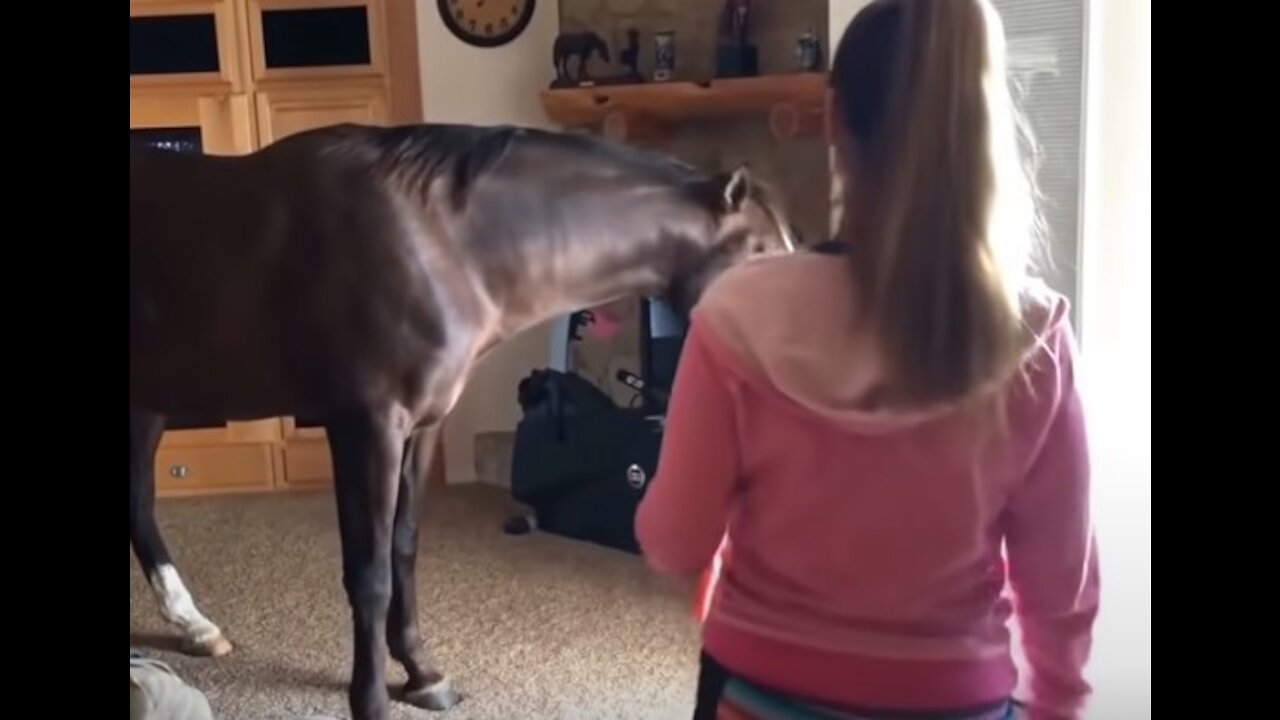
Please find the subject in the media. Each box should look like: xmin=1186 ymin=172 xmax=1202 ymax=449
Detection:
xmin=130 ymin=122 xmax=796 ymax=720
xmin=553 ymin=31 xmax=610 ymax=84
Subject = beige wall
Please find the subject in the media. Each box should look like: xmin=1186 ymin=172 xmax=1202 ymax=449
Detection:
xmin=416 ymin=0 xmax=561 ymax=483
xmin=829 ymin=0 xmax=873 ymax=44
xmin=1078 ymin=0 xmax=1151 ymax=714
xmin=416 ymin=0 xmax=560 ymax=127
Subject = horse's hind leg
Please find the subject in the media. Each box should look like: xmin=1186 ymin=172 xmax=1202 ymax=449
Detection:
xmin=129 ymin=410 xmax=232 ymax=657
xmin=329 ymin=407 xmax=408 ymax=720
xmin=388 ymin=424 xmax=459 ymax=711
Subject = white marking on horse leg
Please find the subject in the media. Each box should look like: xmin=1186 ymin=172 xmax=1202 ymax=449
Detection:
xmin=149 ymin=564 xmax=232 ymax=656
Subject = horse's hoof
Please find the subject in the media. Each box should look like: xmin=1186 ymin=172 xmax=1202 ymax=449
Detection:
xmin=182 ymin=633 xmax=234 ymax=658
xmin=402 ymin=674 xmax=461 ymax=711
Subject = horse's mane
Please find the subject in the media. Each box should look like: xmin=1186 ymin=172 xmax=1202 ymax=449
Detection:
xmin=332 ymin=123 xmax=706 ymax=207
xmin=335 ymin=124 xmax=523 ymax=205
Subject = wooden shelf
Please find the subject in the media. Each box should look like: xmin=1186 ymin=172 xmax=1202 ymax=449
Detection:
xmin=540 ymin=73 xmax=827 ymax=144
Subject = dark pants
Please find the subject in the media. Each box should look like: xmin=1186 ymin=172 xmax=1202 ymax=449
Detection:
xmin=691 ymin=650 xmax=1018 ymax=720
xmin=694 ymin=651 xmax=732 ymax=720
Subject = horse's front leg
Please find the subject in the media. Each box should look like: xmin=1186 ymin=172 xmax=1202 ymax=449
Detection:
xmin=328 ymin=408 xmax=406 ymax=720
xmin=388 ymin=423 xmax=460 ymax=710
xmin=130 ymin=409 xmax=232 ymax=657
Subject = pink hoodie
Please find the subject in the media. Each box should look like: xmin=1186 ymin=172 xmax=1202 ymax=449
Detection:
xmin=635 ymin=252 xmax=1098 ymax=719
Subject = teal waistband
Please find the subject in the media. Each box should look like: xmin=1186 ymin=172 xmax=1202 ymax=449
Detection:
xmin=721 ymin=677 xmax=1014 ymax=720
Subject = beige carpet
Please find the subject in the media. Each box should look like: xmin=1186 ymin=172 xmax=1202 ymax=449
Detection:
xmin=129 ymin=486 xmax=701 ymax=720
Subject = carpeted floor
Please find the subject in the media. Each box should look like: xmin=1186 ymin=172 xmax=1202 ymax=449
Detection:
xmin=129 ymin=486 xmax=701 ymax=720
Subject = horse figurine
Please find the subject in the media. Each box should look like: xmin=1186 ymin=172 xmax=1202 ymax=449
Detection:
xmin=130 ymin=122 xmax=796 ymax=720
xmin=552 ymin=31 xmax=611 ymax=85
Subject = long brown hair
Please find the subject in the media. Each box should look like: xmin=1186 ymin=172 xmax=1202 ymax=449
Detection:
xmin=830 ymin=0 xmax=1040 ymax=409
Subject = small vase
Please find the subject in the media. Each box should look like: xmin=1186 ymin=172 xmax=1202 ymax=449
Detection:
xmin=652 ymin=30 xmax=676 ymax=82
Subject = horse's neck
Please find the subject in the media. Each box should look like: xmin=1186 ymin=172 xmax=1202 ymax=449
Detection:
xmin=475 ymin=148 xmax=702 ymax=339
xmin=493 ymin=217 xmax=677 ymax=339
xmin=497 ymin=260 xmax=664 ymax=341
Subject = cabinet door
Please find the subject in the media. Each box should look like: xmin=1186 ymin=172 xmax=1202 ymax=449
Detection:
xmin=130 ymin=0 xmax=246 ymax=92
xmin=247 ymin=0 xmax=388 ymax=82
xmin=155 ymin=441 xmax=278 ymax=497
xmin=255 ymin=83 xmax=388 ymax=145
xmin=152 ymin=416 xmax=282 ymax=498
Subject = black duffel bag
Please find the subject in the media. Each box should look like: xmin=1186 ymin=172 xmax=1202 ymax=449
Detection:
xmin=508 ymin=369 xmax=663 ymax=554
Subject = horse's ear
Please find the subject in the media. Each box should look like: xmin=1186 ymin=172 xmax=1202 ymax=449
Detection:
xmin=722 ymin=165 xmax=752 ymax=212
xmin=689 ymin=165 xmax=753 ymax=214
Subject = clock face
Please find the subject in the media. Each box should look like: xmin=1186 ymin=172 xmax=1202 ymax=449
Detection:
xmin=438 ymin=0 xmax=536 ymax=48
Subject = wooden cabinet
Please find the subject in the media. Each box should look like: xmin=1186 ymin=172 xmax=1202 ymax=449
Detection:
xmin=131 ymin=0 xmax=440 ymax=497
xmin=255 ymin=82 xmax=388 ymax=144
xmin=153 ymin=419 xmax=281 ymax=496
xmin=156 ymin=443 xmax=278 ymax=497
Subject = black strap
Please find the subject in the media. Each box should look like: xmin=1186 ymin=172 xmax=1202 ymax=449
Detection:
xmin=811 ymin=239 xmax=850 ymax=255
xmin=692 ymin=651 xmax=732 ymax=720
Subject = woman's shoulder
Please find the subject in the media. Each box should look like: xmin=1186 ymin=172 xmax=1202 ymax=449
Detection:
xmin=693 ymin=252 xmax=852 ymax=357
xmin=1019 ymin=282 xmax=1078 ymax=371
xmin=688 ymin=251 xmax=879 ymax=417
xmin=698 ymin=251 xmax=850 ymax=319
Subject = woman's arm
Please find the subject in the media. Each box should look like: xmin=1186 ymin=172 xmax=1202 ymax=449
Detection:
xmin=1005 ymin=328 xmax=1100 ymax=720
xmin=635 ymin=323 xmax=740 ymax=576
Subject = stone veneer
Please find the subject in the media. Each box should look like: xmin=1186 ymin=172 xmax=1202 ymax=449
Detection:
xmin=558 ymin=0 xmax=831 ymax=246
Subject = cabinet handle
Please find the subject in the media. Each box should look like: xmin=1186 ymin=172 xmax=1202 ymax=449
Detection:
xmin=169 ymin=464 xmax=190 ymax=479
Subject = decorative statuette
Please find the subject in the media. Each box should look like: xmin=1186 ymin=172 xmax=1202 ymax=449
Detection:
xmin=796 ymin=27 xmax=823 ymax=72
xmin=653 ymin=30 xmax=676 ymax=82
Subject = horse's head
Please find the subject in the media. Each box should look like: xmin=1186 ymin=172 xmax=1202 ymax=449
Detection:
xmin=594 ymin=34 xmax=612 ymax=63
xmin=665 ymin=166 xmax=797 ymax=316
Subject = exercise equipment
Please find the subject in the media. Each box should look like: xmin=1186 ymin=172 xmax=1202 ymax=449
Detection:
xmin=506 ymin=299 xmax=686 ymax=553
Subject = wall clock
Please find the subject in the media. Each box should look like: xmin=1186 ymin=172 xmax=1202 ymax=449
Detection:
xmin=438 ymin=0 xmax=536 ymax=48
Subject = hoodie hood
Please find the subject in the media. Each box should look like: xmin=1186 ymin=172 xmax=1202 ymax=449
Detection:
xmin=693 ymin=251 xmax=1071 ymax=434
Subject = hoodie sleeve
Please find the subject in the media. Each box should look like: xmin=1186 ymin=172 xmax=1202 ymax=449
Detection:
xmin=635 ymin=321 xmax=739 ymax=576
xmin=1004 ymin=322 xmax=1100 ymax=720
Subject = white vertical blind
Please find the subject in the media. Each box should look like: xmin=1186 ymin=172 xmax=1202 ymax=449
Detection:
xmin=992 ymin=0 xmax=1088 ymax=303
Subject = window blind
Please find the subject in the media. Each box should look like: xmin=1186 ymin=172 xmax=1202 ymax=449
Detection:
xmin=993 ymin=0 xmax=1088 ymax=303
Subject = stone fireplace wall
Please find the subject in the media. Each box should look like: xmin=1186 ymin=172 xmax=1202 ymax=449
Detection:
xmin=558 ymin=0 xmax=831 ymax=246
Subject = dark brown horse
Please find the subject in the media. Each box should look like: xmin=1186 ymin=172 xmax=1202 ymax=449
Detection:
xmin=130 ymin=122 xmax=795 ymax=720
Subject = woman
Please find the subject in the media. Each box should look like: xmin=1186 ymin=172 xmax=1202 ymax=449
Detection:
xmin=634 ymin=1 xmax=1098 ymax=719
